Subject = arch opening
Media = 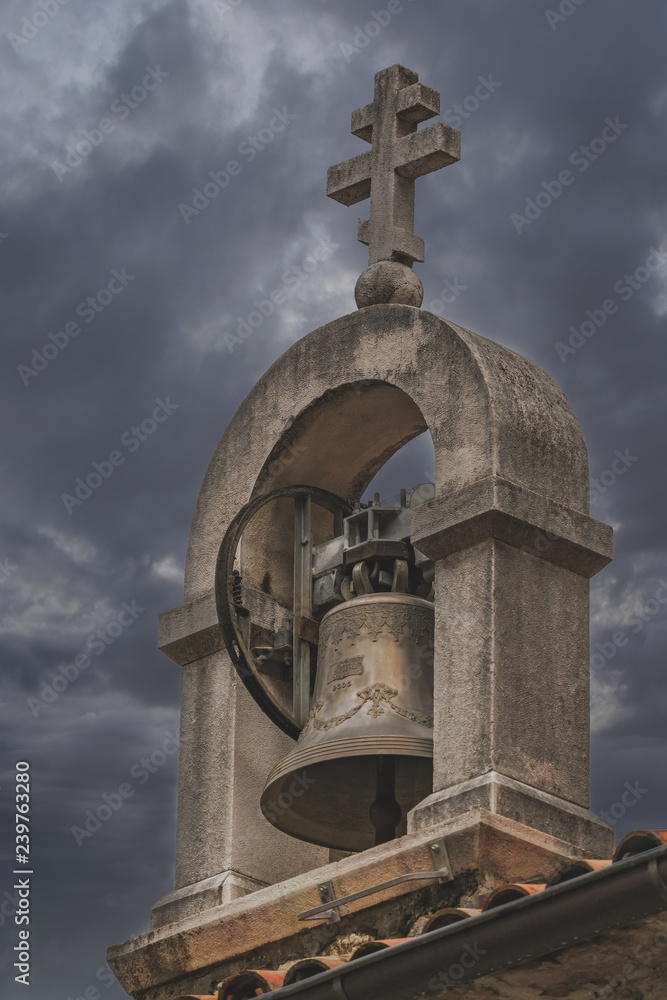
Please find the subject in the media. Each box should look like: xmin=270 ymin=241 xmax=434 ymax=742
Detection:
xmin=242 ymin=381 xmax=430 ymax=604
xmin=361 ymin=431 xmax=436 ymax=507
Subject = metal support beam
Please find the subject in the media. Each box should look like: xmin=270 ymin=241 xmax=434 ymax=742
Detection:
xmin=293 ymin=495 xmax=313 ymax=726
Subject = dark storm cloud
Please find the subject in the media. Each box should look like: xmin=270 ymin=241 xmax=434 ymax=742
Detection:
xmin=1 ymin=1 xmax=666 ymax=995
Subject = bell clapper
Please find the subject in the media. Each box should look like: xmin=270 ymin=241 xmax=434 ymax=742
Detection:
xmin=369 ymin=755 xmax=402 ymax=845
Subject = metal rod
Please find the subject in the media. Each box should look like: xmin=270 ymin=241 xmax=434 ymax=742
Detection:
xmin=298 ymin=869 xmax=448 ymax=921
xmin=369 ymin=755 xmax=402 ymax=846
xmin=293 ymin=494 xmax=312 ymax=726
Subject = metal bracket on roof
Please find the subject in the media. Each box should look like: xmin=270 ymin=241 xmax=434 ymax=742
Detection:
xmin=305 ymin=880 xmax=340 ymax=924
xmin=298 ymin=839 xmax=453 ymax=923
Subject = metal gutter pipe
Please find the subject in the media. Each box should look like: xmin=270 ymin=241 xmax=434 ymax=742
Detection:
xmin=267 ymin=843 xmax=667 ymax=1000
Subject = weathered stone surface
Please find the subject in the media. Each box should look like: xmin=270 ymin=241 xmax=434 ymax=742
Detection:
xmin=411 ymin=475 xmax=613 ymax=577
xmin=327 ymin=65 xmax=460 ymax=268
xmin=158 ymin=592 xmax=223 ymax=667
xmin=170 ymin=644 xmax=326 ymax=893
xmin=425 ymin=538 xmax=593 ymax=805
xmin=151 ymin=871 xmax=272 ymax=931
xmin=108 ymin=810 xmax=592 ymax=999
xmin=158 ymin=588 xmax=289 ymax=668
xmin=355 ymin=261 xmax=423 ymax=308
xmin=409 ymin=772 xmax=614 ymax=857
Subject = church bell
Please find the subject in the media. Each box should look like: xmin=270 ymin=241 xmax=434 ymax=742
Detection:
xmin=261 ymin=591 xmax=434 ymax=852
xmin=257 ymin=494 xmax=435 ymax=853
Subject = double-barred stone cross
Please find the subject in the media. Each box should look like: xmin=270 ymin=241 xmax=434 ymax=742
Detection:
xmin=327 ymin=65 xmax=461 ymax=276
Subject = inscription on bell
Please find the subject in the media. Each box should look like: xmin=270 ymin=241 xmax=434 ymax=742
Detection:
xmin=328 ymin=656 xmax=365 ymax=684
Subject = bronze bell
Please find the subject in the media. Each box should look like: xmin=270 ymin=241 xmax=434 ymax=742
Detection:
xmin=260 ymin=591 xmax=434 ymax=853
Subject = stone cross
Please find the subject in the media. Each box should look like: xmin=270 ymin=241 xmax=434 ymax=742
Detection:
xmin=327 ymin=65 xmax=461 ymax=267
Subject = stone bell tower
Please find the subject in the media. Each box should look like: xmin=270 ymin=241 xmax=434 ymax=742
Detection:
xmin=109 ymin=65 xmax=615 ymax=1000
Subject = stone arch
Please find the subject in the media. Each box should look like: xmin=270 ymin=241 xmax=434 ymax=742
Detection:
xmin=185 ymin=304 xmax=589 ymax=602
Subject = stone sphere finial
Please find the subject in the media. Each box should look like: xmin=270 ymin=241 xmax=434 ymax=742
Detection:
xmin=355 ymin=261 xmax=424 ymax=309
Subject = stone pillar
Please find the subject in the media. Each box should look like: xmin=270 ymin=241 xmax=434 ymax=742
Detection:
xmin=150 ymin=592 xmax=327 ymax=929
xmin=408 ymin=476 xmax=615 ymax=856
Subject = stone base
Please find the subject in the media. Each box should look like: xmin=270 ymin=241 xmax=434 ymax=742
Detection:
xmin=408 ymin=772 xmax=614 ymax=858
xmin=151 ymin=870 xmax=268 ymax=930
xmin=109 ymin=808 xmax=616 ymax=999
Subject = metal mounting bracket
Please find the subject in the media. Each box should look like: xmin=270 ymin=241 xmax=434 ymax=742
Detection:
xmin=297 ymin=838 xmax=452 ymax=923
xmin=306 ymin=880 xmax=340 ymax=924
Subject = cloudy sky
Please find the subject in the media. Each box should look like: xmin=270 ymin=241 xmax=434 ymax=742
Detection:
xmin=1 ymin=0 xmax=666 ymax=995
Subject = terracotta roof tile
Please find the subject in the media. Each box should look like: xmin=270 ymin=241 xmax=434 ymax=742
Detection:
xmin=208 ymin=830 xmax=667 ymax=998
xmin=483 ymin=882 xmax=547 ymax=909
xmin=282 ymin=959 xmax=347 ymax=986
xmin=614 ymin=828 xmax=667 ymax=861
xmin=348 ymin=939 xmax=411 ymax=960
xmin=419 ymin=907 xmax=482 ymax=932
xmin=547 ymin=859 xmax=611 ymax=885
xmin=218 ymin=970 xmax=286 ymax=999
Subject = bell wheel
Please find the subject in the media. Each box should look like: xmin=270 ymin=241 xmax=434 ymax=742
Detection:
xmin=215 ymin=485 xmax=352 ymax=740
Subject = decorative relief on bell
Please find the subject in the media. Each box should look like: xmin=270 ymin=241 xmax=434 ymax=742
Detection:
xmin=322 ymin=600 xmax=433 ymax=650
xmin=327 ymin=656 xmax=365 ymax=684
xmin=303 ymin=682 xmax=433 ymax=736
